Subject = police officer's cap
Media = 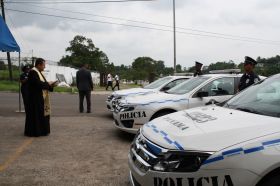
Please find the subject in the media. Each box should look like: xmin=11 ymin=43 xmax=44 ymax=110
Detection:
xmin=195 ymin=61 xmax=203 ymax=67
xmin=244 ymin=56 xmax=257 ymax=66
xmin=21 ymin=65 xmax=30 ymax=72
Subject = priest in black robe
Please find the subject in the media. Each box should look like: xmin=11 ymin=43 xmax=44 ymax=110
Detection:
xmin=24 ymin=58 xmax=57 ymax=137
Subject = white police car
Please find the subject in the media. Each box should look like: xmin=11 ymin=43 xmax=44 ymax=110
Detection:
xmin=106 ymin=76 xmax=190 ymax=111
xmin=114 ymin=74 xmax=243 ymax=134
xmin=129 ymin=73 xmax=280 ymax=186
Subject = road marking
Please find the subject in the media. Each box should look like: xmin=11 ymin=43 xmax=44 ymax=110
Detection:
xmin=0 ymin=138 xmax=34 ymax=172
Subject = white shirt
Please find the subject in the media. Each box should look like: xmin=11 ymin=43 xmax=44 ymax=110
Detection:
xmin=107 ymin=74 xmax=112 ymax=82
xmin=115 ymin=75 xmax=119 ymax=81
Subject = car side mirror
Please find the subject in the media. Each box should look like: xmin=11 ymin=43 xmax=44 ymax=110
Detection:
xmin=197 ymin=91 xmax=208 ymax=98
xmin=161 ymin=86 xmax=170 ymax=92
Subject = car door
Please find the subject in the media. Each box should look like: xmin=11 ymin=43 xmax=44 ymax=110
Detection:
xmin=188 ymin=77 xmax=235 ymax=107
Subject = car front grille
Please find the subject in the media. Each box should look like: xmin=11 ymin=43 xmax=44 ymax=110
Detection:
xmin=130 ymin=133 xmax=163 ymax=173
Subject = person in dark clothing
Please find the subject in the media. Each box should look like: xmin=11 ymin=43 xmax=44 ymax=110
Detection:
xmin=238 ymin=56 xmax=260 ymax=92
xmin=20 ymin=65 xmax=30 ymax=110
xmin=24 ymin=58 xmax=57 ymax=137
xmin=194 ymin=61 xmax=203 ymax=77
xmin=76 ymin=64 xmax=93 ymax=113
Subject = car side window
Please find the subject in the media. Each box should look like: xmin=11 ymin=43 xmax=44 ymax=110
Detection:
xmin=161 ymin=79 xmax=186 ymax=91
xmin=198 ymin=77 xmax=235 ymax=97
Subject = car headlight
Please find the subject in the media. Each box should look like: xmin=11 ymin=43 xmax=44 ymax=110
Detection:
xmin=153 ymin=151 xmax=212 ymax=172
xmin=107 ymin=95 xmax=114 ymax=101
xmin=120 ymin=105 xmax=135 ymax=112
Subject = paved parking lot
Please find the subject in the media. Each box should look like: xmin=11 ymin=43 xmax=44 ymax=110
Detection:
xmin=0 ymin=92 xmax=134 ymax=186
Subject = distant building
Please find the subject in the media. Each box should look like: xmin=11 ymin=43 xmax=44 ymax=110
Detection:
xmin=202 ymin=66 xmax=209 ymax=70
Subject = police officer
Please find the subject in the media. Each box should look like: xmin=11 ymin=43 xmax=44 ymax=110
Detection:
xmin=20 ymin=65 xmax=30 ymax=110
xmin=238 ymin=56 xmax=260 ymax=91
xmin=194 ymin=61 xmax=203 ymax=77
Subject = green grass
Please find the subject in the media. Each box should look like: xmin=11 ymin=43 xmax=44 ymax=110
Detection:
xmin=0 ymin=80 xmax=142 ymax=93
xmin=0 ymin=80 xmax=19 ymax=92
xmin=93 ymin=83 xmax=142 ymax=91
xmin=54 ymin=86 xmax=78 ymax=93
xmin=1 ymin=69 xmax=142 ymax=92
xmin=0 ymin=70 xmax=20 ymax=81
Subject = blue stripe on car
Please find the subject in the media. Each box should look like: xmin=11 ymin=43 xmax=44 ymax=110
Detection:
xmin=222 ymin=148 xmax=243 ymax=156
xmin=140 ymin=98 xmax=188 ymax=106
xmin=144 ymin=122 xmax=185 ymax=151
xmin=146 ymin=140 xmax=162 ymax=155
xmin=244 ymin=146 xmax=264 ymax=154
xmin=203 ymin=156 xmax=224 ymax=165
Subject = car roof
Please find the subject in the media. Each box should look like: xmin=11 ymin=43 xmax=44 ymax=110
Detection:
xmin=200 ymin=73 xmax=243 ymax=78
xmin=168 ymin=76 xmax=193 ymax=79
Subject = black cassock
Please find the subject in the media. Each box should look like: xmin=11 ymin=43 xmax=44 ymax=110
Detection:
xmin=24 ymin=70 xmax=53 ymax=137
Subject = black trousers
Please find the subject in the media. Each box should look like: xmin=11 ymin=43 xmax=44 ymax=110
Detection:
xmin=106 ymin=81 xmax=113 ymax=90
xmin=113 ymin=81 xmax=120 ymax=90
xmin=79 ymin=90 xmax=91 ymax=112
xmin=21 ymin=88 xmax=28 ymax=110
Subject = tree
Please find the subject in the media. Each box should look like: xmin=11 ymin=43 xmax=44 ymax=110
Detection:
xmin=60 ymin=35 xmax=108 ymax=69
xmin=131 ymin=57 xmax=171 ymax=82
xmin=132 ymin=57 xmax=156 ymax=81
xmin=207 ymin=61 xmax=236 ymax=71
xmin=176 ymin=64 xmax=182 ymax=73
xmin=59 ymin=35 xmax=110 ymax=85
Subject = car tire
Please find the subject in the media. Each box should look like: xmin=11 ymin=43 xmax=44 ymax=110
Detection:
xmin=150 ymin=110 xmax=174 ymax=121
xmin=257 ymin=172 xmax=280 ymax=186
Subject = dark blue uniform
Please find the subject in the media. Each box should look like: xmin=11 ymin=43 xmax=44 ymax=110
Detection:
xmin=238 ymin=72 xmax=260 ymax=91
xmin=20 ymin=72 xmax=29 ymax=109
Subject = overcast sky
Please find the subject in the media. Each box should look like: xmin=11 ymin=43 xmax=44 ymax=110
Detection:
xmin=2 ymin=0 xmax=280 ymax=68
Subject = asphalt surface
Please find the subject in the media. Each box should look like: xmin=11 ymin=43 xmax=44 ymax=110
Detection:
xmin=0 ymin=92 xmax=135 ymax=186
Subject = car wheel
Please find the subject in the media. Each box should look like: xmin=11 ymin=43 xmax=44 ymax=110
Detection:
xmin=150 ymin=110 xmax=174 ymax=120
xmin=257 ymin=173 xmax=280 ymax=186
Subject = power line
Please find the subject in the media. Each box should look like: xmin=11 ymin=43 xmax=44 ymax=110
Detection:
xmin=6 ymin=11 xmax=32 ymax=53
xmin=10 ymin=3 xmax=280 ymax=44
xmin=5 ymin=0 xmax=157 ymax=4
xmin=6 ymin=8 xmax=280 ymax=45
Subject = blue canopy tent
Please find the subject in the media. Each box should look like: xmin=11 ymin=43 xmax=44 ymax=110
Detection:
xmin=0 ymin=16 xmax=20 ymax=52
xmin=0 ymin=15 xmax=22 ymax=111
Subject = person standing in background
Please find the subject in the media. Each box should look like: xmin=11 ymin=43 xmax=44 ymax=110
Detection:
xmin=76 ymin=64 xmax=93 ymax=113
xmin=238 ymin=56 xmax=260 ymax=92
xmin=24 ymin=58 xmax=57 ymax=137
xmin=113 ymin=74 xmax=120 ymax=91
xmin=106 ymin=73 xmax=113 ymax=91
xmin=194 ymin=61 xmax=203 ymax=77
xmin=20 ymin=65 xmax=30 ymax=110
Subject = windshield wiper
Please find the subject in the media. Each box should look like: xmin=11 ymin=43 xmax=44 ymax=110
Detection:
xmin=235 ymin=107 xmax=263 ymax=115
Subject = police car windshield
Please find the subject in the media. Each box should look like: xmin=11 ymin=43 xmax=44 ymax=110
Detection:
xmin=226 ymin=75 xmax=280 ymax=118
xmin=144 ymin=77 xmax=173 ymax=89
xmin=167 ymin=77 xmax=210 ymax=95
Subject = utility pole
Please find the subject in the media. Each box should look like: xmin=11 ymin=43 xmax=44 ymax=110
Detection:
xmin=1 ymin=0 xmax=13 ymax=81
xmin=31 ymin=49 xmax=35 ymax=66
xmin=173 ymin=0 xmax=177 ymax=74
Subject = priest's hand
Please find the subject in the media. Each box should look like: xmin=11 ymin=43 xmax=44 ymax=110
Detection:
xmin=49 ymin=81 xmax=58 ymax=87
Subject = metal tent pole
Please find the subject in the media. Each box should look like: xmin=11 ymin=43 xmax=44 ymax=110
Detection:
xmin=16 ymin=52 xmax=24 ymax=113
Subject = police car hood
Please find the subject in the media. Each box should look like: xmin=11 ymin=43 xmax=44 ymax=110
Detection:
xmin=113 ymin=88 xmax=155 ymax=97
xmin=142 ymin=106 xmax=280 ymax=152
xmin=121 ymin=92 xmax=185 ymax=105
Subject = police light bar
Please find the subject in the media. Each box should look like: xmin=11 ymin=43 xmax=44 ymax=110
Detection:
xmin=209 ymin=69 xmax=241 ymax=74
xmin=174 ymin=72 xmax=194 ymax=76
